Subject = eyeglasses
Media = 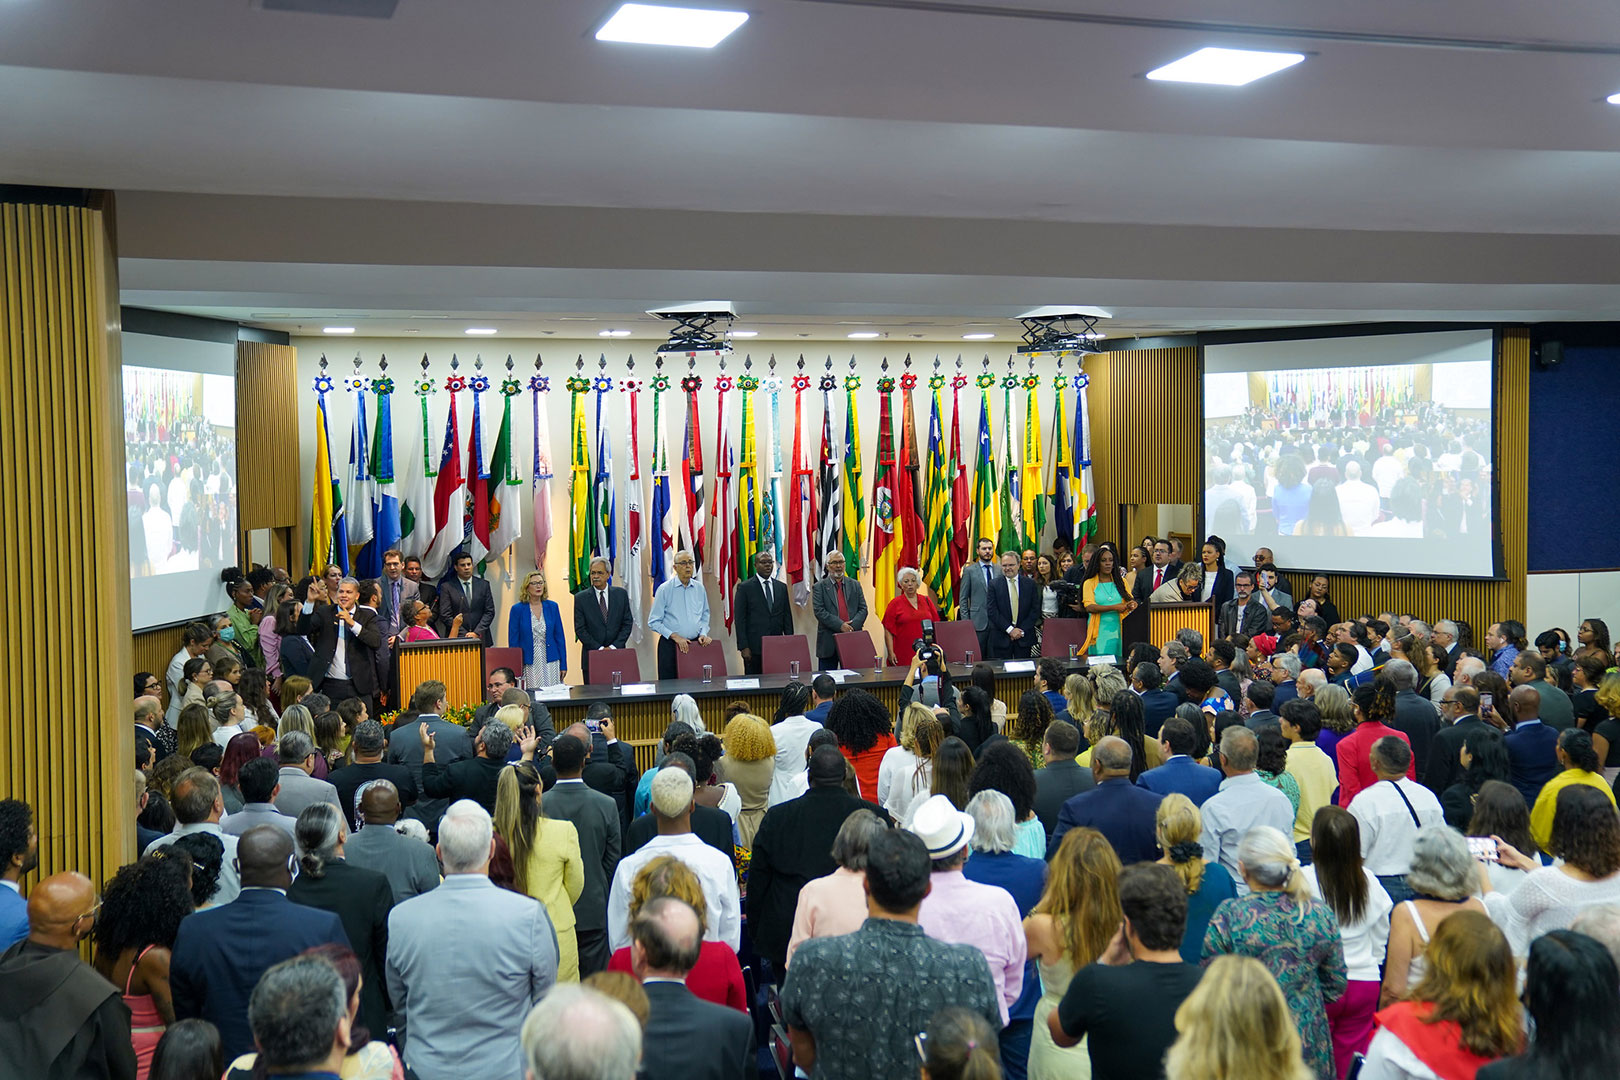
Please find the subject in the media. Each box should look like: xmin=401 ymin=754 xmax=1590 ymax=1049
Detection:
xmin=75 ymin=899 xmax=102 ymax=925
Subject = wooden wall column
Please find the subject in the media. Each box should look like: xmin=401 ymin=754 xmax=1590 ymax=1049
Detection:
xmin=1 ymin=191 xmax=134 ymax=887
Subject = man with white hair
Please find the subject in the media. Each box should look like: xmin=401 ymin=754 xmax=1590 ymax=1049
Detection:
xmin=1335 ymin=460 xmax=1381 ymax=534
xmin=387 ymin=799 xmax=560 ymax=1080
xmin=1432 ymin=620 xmax=1462 ymax=675
xmin=606 ymin=767 xmax=740 ymax=952
xmin=1199 ymin=727 xmax=1295 ymax=896
xmin=1270 ymin=652 xmax=1303 ymax=709
xmin=1296 ymin=668 xmax=1327 ymax=700
xmin=522 ymin=985 xmax=642 ymax=1080
xmin=1384 ymin=658 xmax=1441 ymax=779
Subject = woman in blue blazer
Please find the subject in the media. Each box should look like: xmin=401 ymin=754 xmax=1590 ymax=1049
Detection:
xmin=508 ymin=570 xmax=568 ymax=686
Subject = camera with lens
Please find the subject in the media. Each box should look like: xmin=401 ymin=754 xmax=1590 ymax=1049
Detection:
xmin=913 ymin=620 xmax=944 ymax=672
xmin=1052 ymin=578 xmax=1084 ymax=610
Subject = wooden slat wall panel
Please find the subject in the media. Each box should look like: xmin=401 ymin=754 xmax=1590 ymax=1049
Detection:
xmin=1 ymin=198 xmax=133 ymax=889
xmin=237 ymin=341 xmax=299 ymax=531
xmin=132 ymin=625 xmax=186 ymax=690
xmin=1103 ymin=332 xmax=1529 ymax=631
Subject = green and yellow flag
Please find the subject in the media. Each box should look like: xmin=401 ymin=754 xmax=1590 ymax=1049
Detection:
xmin=1021 ymin=379 xmax=1045 ymax=550
xmin=568 ymin=386 xmax=594 ymax=590
xmin=842 ymin=381 xmax=865 ymax=572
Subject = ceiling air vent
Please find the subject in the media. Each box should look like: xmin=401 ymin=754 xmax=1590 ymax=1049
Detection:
xmin=255 ymin=0 xmax=400 ymax=18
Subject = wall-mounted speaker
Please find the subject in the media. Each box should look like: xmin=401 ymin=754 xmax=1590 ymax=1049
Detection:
xmin=1536 ymin=340 xmax=1564 ymax=369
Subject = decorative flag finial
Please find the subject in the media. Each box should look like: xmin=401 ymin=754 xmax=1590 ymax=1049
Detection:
xmin=627 ymin=354 xmax=636 ymax=372
xmin=379 ymin=354 xmax=388 ymax=372
xmin=450 ymin=354 xmax=461 ymax=372
xmin=576 ymin=354 xmax=585 ymax=372
xmin=474 ymin=355 xmax=484 ymax=371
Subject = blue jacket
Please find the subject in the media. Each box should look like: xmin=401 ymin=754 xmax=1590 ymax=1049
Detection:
xmin=1505 ymin=720 xmax=1561 ymax=807
xmin=507 ymin=599 xmax=568 ymax=672
xmin=170 ymin=888 xmax=350 ymax=1060
xmin=1138 ymin=756 xmax=1225 ymax=807
xmin=1139 ymin=689 xmax=1181 ymax=738
xmin=1050 ymin=778 xmax=1165 ymax=864
xmin=0 ymin=884 xmax=26 ymax=949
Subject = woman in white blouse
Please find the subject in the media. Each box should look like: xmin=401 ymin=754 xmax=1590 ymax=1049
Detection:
xmin=876 ymin=703 xmax=943 ymax=823
xmin=1480 ymin=784 xmax=1620 ymax=956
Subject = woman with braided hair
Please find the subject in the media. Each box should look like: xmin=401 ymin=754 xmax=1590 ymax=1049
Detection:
xmin=1154 ymin=793 xmax=1235 ymax=964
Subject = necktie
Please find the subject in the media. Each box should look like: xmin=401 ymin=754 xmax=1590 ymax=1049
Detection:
xmin=1009 ymin=576 xmax=1019 ymax=614
xmin=1155 ymin=567 xmax=1164 ymax=590
xmin=599 ymin=590 xmax=609 ymax=621
xmin=763 ymin=578 xmax=772 ymax=607
xmin=837 ymin=581 xmax=849 ymax=621
xmin=985 ymin=563 xmax=993 ymax=585
xmin=391 ymin=580 xmax=400 ymax=617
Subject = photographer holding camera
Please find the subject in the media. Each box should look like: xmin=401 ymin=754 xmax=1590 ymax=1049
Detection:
xmin=898 ymin=622 xmax=963 ymax=735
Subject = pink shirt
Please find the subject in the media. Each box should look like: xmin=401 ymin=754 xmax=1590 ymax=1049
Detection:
xmin=786 ymin=867 xmax=868 ymax=968
xmin=917 ymin=869 xmax=1027 ymax=1025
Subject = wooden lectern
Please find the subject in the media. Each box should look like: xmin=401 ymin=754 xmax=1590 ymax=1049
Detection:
xmin=395 ymin=638 xmax=485 ymax=709
xmin=1149 ymin=603 xmax=1215 ymax=651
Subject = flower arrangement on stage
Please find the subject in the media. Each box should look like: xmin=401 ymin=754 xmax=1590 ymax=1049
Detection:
xmin=379 ymin=702 xmax=481 ymax=728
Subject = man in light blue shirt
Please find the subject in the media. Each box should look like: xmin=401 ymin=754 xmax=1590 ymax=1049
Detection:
xmin=647 ymin=551 xmax=712 ymax=680
xmin=1198 ymin=726 xmax=1294 ymax=896
xmin=0 ymin=799 xmax=37 ymax=948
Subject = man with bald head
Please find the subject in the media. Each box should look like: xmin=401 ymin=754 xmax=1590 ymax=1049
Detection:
xmin=170 ymin=825 xmax=351 ymax=1060
xmin=1505 ymin=683 xmax=1561 ymax=806
xmin=0 ymin=871 xmax=136 ymax=1080
xmin=344 ymin=781 xmax=443 ymax=904
xmin=1049 ymin=736 xmax=1165 ymax=864
xmin=133 ymin=695 xmax=167 ymax=765
xmin=633 ymin=896 xmax=757 ymax=1080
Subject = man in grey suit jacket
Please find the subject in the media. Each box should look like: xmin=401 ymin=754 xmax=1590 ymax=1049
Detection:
xmin=272 ymin=732 xmax=342 ymax=819
xmin=387 ymin=681 xmax=476 ymax=834
xmin=810 ymin=552 xmax=868 ymax=669
xmin=345 ymin=782 xmax=443 ymax=904
xmin=388 ymin=800 xmax=558 ymax=1080
xmin=956 ymin=537 xmax=999 ymax=660
xmin=545 ymin=730 xmax=622 ymax=976
xmin=376 ymin=549 xmax=420 ymax=644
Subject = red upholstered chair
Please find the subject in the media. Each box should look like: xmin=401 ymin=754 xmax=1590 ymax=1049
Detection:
xmin=835 ymin=632 xmax=878 ymax=670
xmin=484 ymin=647 xmax=522 ymax=682
xmin=586 ymin=649 xmax=641 ymax=686
xmin=676 ymin=640 xmax=729 ymax=680
xmin=1039 ymin=618 xmax=1090 ymax=659
xmin=761 ymin=635 xmax=813 ymax=676
xmin=933 ymin=619 xmax=982 ymax=665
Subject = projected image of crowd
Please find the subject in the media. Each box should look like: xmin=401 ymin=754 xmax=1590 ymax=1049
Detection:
xmin=126 ymin=416 xmax=238 ymax=577
xmin=1206 ymin=386 xmax=1492 ymax=541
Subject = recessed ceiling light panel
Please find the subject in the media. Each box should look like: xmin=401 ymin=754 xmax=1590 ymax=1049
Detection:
xmin=598 ymin=329 xmax=633 ymax=338
xmin=1145 ymin=46 xmax=1305 ymax=87
xmin=1607 ymin=92 xmax=1620 ymax=105
xmin=464 ymin=327 xmax=498 ymax=336
xmin=962 ymin=333 xmax=995 ymax=341
xmin=847 ymin=332 xmax=880 ymax=339
xmin=322 ymin=326 xmax=355 ymax=334
xmin=731 ymin=330 xmax=758 ymax=338
xmin=595 ymin=3 xmax=748 ymax=49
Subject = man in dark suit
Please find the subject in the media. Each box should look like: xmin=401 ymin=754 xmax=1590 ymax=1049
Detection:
xmin=376 ymin=548 xmax=420 ymax=646
xmin=1218 ymin=571 xmax=1270 ymax=640
xmin=423 ymin=717 xmax=540 ymax=814
xmin=403 ymin=555 xmax=437 ymax=612
xmin=1504 ymin=684 xmax=1560 ymax=806
xmin=545 ymin=732 xmax=622 ymax=976
xmin=327 ymin=720 xmax=418 ymax=831
xmin=570 ymin=709 xmax=640 ymax=835
xmin=986 ymin=551 xmax=1038 ymax=660
xmin=1133 ymin=538 xmax=1181 ymax=604
xmin=625 ymin=752 xmax=734 ymax=869
xmin=293 ymin=576 xmax=383 ymax=714
xmin=575 ymin=556 xmax=635 ymax=654
xmin=734 ymin=550 xmax=794 ymax=676
xmin=387 ymin=680 xmax=475 ymax=834
xmin=747 ymin=744 xmax=892 ymax=972
xmin=435 ymin=552 xmax=496 ymax=644
xmin=170 ymin=826 xmax=350 ymax=1060
xmin=1385 ymin=659 xmax=1441 ymax=779
xmin=1138 ymin=718 xmax=1224 ymax=805
xmin=1034 ymin=720 xmax=1094 ymax=842
xmin=1132 ymin=663 xmax=1180 ymax=738
xmin=1242 ymin=681 xmax=1281 ymax=736
xmin=286 ymin=814 xmax=396 ymax=1038
xmin=634 ymin=897 xmax=758 ymax=1080
xmin=1424 ymin=686 xmax=1485 ymax=796
xmin=811 ymin=551 xmax=868 ymax=669
xmin=1050 ymin=737 xmax=1165 ymax=863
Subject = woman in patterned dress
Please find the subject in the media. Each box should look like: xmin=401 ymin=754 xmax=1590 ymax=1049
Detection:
xmin=1202 ymin=825 xmax=1348 ymax=1080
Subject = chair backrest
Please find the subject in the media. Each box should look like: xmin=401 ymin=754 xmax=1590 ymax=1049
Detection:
xmin=933 ymin=619 xmax=981 ymax=664
xmin=484 ymin=646 xmax=522 ymax=682
xmin=1039 ymin=618 xmax=1090 ymax=659
xmin=586 ymin=649 xmax=641 ymax=686
xmin=770 ymin=1024 xmax=793 ymax=1080
xmin=834 ymin=631 xmax=877 ymax=670
xmin=761 ymin=635 xmax=813 ymax=676
xmin=676 ymin=640 xmax=729 ymax=680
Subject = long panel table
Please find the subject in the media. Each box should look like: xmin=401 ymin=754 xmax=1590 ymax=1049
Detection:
xmin=527 ymin=657 xmax=1104 ymax=770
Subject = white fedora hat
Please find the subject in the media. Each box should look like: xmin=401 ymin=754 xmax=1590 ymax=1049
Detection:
xmin=906 ymin=794 xmax=975 ymax=860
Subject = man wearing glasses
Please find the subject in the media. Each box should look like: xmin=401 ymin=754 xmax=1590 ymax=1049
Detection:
xmin=0 ymin=870 xmax=137 ymax=1078
xmin=647 ymin=552 xmax=712 ymax=681
xmin=1421 ymin=685 xmax=1485 ymax=797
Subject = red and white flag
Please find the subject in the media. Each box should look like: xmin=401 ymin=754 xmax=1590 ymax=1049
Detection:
xmin=785 ymin=380 xmax=819 ymax=606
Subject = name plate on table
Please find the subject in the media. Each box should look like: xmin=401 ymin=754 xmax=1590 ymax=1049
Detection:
xmin=531 ymin=686 xmax=572 ymax=702
xmin=727 ymin=677 xmax=761 ymax=690
xmin=620 ymin=683 xmax=657 ymax=696
xmin=1002 ymin=660 xmax=1036 ymax=673
xmin=1087 ymin=654 xmax=1118 ymax=667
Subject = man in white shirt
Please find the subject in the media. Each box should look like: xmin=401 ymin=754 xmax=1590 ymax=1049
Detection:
xmin=1370 ymin=445 xmax=1406 ymax=498
xmin=607 ymin=768 xmax=740 ymax=952
xmin=1335 ymin=461 xmax=1382 ymax=534
xmin=1199 ymin=727 xmax=1295 ymax=896
xmin=144 ymin=768 xmax=242 ymax=907
xmin=1346 ymin=737 xmax=1444 ymax=905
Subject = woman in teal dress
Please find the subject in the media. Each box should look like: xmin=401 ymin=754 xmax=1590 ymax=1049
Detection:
xmin=1202 ymin=825 xmax=1348 ymax=1080
xmin=1080 ymin=543 xmax=1136 ymax=658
